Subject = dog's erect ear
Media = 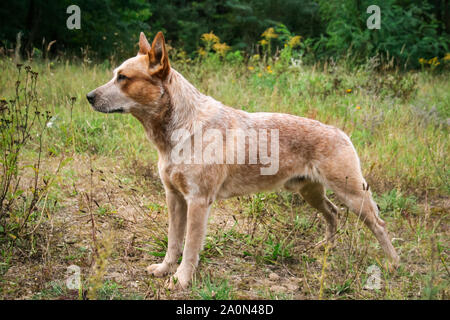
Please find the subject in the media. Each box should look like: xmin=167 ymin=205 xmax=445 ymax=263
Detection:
xmin=138 ymin=32 xmax=151 ymax=55
xmin=148 ymin=31 xmax=170 ymax=79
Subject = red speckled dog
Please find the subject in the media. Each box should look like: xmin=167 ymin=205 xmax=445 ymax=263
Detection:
xmin=87 ymin=32 xmax=399 ymax=290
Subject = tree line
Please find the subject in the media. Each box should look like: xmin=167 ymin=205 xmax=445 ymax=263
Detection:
xmin=0 ymin=0 xmax=448 ymax=68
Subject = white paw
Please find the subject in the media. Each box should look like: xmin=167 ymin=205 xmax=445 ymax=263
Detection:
xmin=146 ymin=263 xmax=174 ymax=277
xmin=166 ymin=270 xmax=191 ymax=290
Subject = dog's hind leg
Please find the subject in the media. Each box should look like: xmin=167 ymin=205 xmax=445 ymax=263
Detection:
xmin=333 ymin=182 xmax=399 ymax=265
xmin=285 ymin=178 xmax=338 ymax=247
xmin=320 ymin=145 xmax=400 ymax=266
xmin=299 ymin=181 xmax=339 ymax=247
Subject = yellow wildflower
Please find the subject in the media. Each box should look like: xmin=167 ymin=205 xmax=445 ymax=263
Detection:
xmin=261 ymin=27 xmax=278 ymax=40
xmin=444 ymin=53 xmax=450 ymax=61
xmin=197 ymin=47 xmax=207 ymax=57
xmin=252 ymin=54 xmax=260 ymax=61
xmin=212 ymin=42 xmax=231 ymax=56
xmin=266 ymin=65 xmax=273 ymax=73
xmin=418 ymin=58 xmax=425 ymax=64
xmin=257 ymin=73 xmax=262 ymax=77
xmin=356 ymin=105 xmax=361 ymax=110
xmin=428 ymin=57 xmax=438 ymax=65
xmin=346 ymin=88 xmax=352 ymax=93
xmin=201 ymin=31 xmax=220 ymax=44
xmin=248 ymin=66 xmax=255 ymax=71
xmin=288 ymin=35 xmax=302 ymax=48
xmin=260 ymin=39 xmax=268 ymax=46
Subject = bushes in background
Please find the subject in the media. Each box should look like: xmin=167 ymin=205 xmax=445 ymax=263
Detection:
xmin=0 ymin=0 xmax=448 ymax=69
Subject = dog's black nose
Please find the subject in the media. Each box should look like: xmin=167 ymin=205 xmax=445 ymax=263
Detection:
xmin=86 ymin=91 xmax=96 ymax=104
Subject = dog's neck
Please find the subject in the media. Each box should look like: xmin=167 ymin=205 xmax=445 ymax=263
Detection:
xmin=165 ymin=69 xmax=203 ymax=131
xmin=131 ymin=68 xmax=208 ymax=156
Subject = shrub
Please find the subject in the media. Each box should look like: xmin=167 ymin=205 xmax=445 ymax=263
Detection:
xmin=0 ymin=64 xmax=60 ymax=252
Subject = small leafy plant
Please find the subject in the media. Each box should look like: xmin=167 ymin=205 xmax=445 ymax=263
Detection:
xmin=191 ymin=274 xmax=233 ymax=300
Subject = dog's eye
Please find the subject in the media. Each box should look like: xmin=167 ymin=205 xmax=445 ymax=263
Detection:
xmin=117 ymin=74 xmax=128 ymax=81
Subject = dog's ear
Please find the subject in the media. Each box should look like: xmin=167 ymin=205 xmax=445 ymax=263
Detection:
xmin=138 ymin=32 xmax=151 ymax=55
xmin=148 ymin=31 xmax=170 ymax=79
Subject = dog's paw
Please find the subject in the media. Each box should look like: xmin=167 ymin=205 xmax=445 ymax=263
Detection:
xmin=146 ymin=263 xmax=173 ymax=277
xmin=166 ymin=271 xmax=191 ymax=291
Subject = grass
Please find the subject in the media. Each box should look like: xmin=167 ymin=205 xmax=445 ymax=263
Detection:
xmin=0 ymin=53 xmax=448 ymax=300
xmin=191 ymin=274 xmax=234 ymax=300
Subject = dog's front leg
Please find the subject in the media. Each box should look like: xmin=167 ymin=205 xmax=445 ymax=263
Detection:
xmin=168 ymin=198 xmax=211 ymax=290
xmin=147 ymin=190 xmax=187 ymax=277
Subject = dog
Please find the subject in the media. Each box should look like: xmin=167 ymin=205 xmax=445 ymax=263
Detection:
xmin=87 ymin=31 xmax=399 ymax=290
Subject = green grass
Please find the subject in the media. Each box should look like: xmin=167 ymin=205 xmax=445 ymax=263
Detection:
xmin=0 ymin=55 xmax=448 ymax=300
xmin=191 ymin=274 xmax=234 ymax=300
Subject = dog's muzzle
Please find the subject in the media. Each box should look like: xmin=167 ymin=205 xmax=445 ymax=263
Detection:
xmin=86 ymin=90 xmax=124 ymax=114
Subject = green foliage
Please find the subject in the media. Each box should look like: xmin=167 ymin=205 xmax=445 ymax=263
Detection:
xmin=263 ymin=234 xmax=293 ymax=263
xmin=317 ymin=0 xmax=449 ymax=68
xmin=95 ymin=280 xmax=123 ymax=300
xmin=225 ymin=50 xmax=244 ymax=65
xmin=0 ymin=0 xmax=151 ymax=60
xmin=325 ymin=279 xmax=353 ymax=296
xmin=0 ymin=0 xmax=448 ymax=69
xmin=376 ymin=189 xmax=418 ymax=216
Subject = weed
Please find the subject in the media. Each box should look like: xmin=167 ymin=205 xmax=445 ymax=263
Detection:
xmin=191 ymin=274 xmax=233 ymax=300
xmin=33 ymin=281 xmax=66 ymax=300
xmin=325 ymin=279 xmax=353 ymax=297
xmin=376 ymin=189 xmax=418 ymax=217
xmin=263 ymin=234 xmax=293 ymax=264
xmin=96 ymin=280 xmax=123 ymax=300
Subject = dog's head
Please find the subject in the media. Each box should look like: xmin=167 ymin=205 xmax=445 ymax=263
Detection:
xmin=86 ymin=32 xmax=170 ymax=114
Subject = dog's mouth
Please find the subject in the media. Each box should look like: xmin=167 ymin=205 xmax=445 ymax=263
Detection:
xmin=100 ymin=108 xmax=124 ymax=114
xmin=91 ymin=104 xmax=124 ymax=114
